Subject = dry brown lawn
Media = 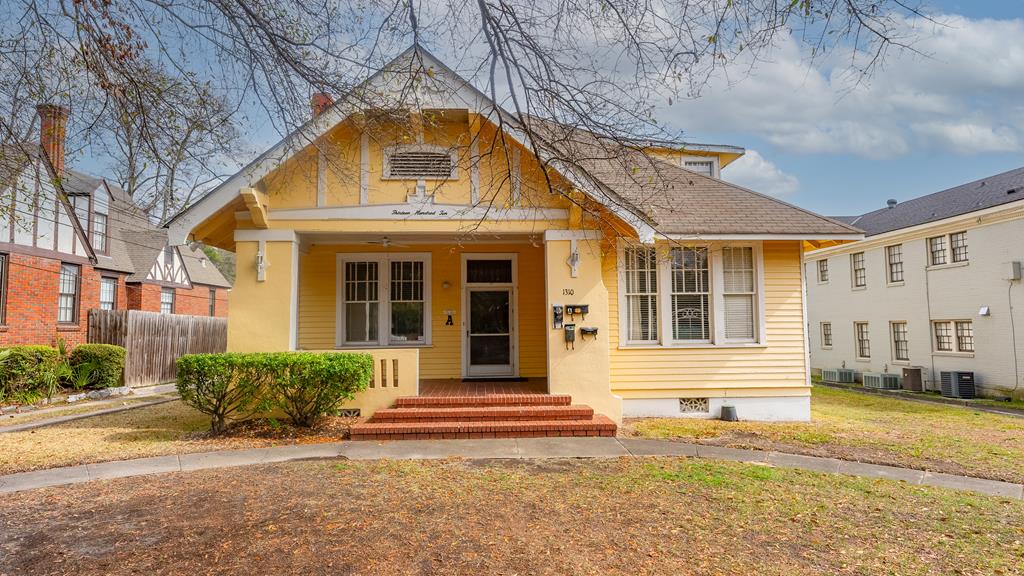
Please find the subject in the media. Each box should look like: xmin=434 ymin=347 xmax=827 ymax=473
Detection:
xmin=626 ymin=386 xmax=1024 ymax=483
xmin=1 ymin=457 xmax=1022 ymax=575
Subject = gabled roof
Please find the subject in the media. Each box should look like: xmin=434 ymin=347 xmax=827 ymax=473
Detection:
xmin=167 ymin=44 xmax=858 ymax=243
xmin=834 ymin=166 xmax=1024 ymax=237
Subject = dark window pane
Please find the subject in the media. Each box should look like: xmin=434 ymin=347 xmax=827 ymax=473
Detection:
xmin=469 ymin=291 xmax=510 ymax=334
xmin=470 ymin=335 xmax=511 ymax=365
xmin=467 ymin=260 xmax=512 ymax=283
xmin=390 ymin=301 xmax=424 ymax=342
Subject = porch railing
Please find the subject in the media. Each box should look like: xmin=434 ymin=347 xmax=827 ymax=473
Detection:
xmin=324 ymin=348 xmax=419 ymax=416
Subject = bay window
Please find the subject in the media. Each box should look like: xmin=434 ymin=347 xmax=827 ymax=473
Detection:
xmin=620 ymin=242 xmax=762 ymax=346
xmin=338 ymin=254 xmax=431 ymax=347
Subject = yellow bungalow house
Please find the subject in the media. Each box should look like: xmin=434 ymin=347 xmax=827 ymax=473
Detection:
xmin=167 ymin=46 xmax=860 ymax=438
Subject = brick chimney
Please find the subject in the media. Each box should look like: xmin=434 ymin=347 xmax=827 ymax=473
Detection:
xmin=310 ymin=92 xmax=334 ymax=118
xmin=37 ymin=104 xmax=69 ymax=174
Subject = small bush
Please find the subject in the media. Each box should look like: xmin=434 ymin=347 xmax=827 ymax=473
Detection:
xmin=0 ymin=345 xmax=65 ymax=405
xmin=176 ymin=353 xmax=266 ymax=434
xmin=175 ymin=352 xmax=374 ymax=433
xmin=262 ymin=352 xmax=374 ymax=427
xmin=68 ymin=344 xmax=126 ymax=389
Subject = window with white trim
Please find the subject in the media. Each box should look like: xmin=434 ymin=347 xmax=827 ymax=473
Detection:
xmin=92 ymin=185 xmax=109 ymax=253
xmin=933 ymin=321 xmax=953 ymax=351
xmin=670 ymin=247 xmax=710 ymax=341
xmin=950 ymin=231 xmax=968 ymax=263
xmin=821 ymin=322 xmax=832 ymax=348
xmin=955 ymin=320 xmax=974 ymax=352
xmin=891 ymin=321 xmax=909 ymax=361
xmin=851 ymin=252 xmax=866 ymax=288
xmin=816 ymin=259 xmax=829 ymax=283
xmin=620 ymin=242 xmax=763 ymax=346
xmin=57 ymin=263 xmax=80 ymax=323
xmin=885 ymin=244 xmax=903 ymax=283
xmin=338 ymin=254 xmax=431 ymax=347
xmin=928 ymin=235 xmax=948 ymax=266
xmin=854 ymin=322 xmax=870 ymax=359
xmin=623 ymin=246 xmax=658 ymax=342
xmin=722 ymin=246 xmax=756 ymax=340
xmin=160 ymin=287 xmax=175 ymax=314
xmin=683 ymin=159 xmax=716 ymax=178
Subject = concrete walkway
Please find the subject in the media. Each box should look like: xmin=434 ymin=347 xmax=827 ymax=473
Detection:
xmin=2 ymin=437 xmax=1022 ymax=499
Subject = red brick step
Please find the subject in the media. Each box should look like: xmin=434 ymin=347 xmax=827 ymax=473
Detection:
xmin=349 ymin=415 xmax=617 ymax=441
xmin=393 ymin=394 xmax=572 ymax=408
xmin=371 ymin=404 xmax=594 ymax=423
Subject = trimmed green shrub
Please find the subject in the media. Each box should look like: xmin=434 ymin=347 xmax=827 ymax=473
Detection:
xmin=0 ymin=345 xmax=66 ymax=405
xmin=176 ymin=353 xmax=267 ymax=434
xmin=175 ymin=352 xmax=374 ymax=432
xmin=68 ymin=344 xmax=126 ymax=389
xmin=261 ymin=352 xmax=374 ymax=427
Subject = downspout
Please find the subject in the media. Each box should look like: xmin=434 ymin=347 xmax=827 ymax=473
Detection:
xmin=924 ymin=265 xmax=937 ymax=391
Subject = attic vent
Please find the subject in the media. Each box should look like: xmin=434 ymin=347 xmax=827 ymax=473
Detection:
xmin=384 ymin=145 xmax=457 ymax=180
xmin=1008 ymin=187 xmax=1019 ymax=195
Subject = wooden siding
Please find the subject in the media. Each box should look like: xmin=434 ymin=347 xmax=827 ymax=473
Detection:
xmin=605 ymin=240 xmax=809 ymax=398
xmin=297 ymin=243 xmax=547 ymax=379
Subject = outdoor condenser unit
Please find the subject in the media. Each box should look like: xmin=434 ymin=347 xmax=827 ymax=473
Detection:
xmin=822 ymin=369 xmax=840 ymax=383
xmin=863 ymin=373 xmax=902 ymax=390
xmin=940 ymin=371 xmax=976 ymax=399
xmin=835 ymin=369 xmax=858 ymax=383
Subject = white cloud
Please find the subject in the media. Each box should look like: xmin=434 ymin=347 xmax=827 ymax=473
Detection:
xmin=722 ymin=150 xmax=800 ymax=197
xmin=661 ymin=13 xmax=1024 ymax=157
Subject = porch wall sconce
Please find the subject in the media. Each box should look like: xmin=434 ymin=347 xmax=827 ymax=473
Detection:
xmin=256 ymin=239 xmax=268 ymax=282
xmin=566 ymin=239 xmax=581 ymax=278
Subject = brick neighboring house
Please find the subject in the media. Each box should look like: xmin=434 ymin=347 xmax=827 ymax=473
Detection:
xmin=0 ymin=104 xmax=231 ymax=347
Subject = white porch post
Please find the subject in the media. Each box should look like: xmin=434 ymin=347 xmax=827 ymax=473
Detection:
xmin=229 ymin=229 xmax=300 ymax=351
xmin=543 ymin=230 xmax=622 ymax=422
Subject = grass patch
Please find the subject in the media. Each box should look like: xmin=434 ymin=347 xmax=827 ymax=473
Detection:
xmin=628 ymin=385 xmax=1024 ymax=483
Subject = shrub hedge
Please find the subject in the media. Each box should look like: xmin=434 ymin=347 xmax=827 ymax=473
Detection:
xmin=0 ymin=345 xmax=64 ymax=405
xmin=176 ymin=352 xmax=373 ymax=433
xmin=68 ymin=344 xmax=126 ymax=389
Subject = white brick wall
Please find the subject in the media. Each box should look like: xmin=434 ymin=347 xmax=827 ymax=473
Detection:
xmin=806 ymin=211 xmax=1024 ymax=398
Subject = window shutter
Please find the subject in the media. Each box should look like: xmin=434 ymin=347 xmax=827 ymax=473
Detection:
xmin=723 ymin=294 xmax=754 ymax=339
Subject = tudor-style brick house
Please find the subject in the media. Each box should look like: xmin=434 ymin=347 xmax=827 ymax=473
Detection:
xmin=0 ymin=105 xmax=231 ymax=347
xmin=168 ymin=46 xmax=860 ymax=437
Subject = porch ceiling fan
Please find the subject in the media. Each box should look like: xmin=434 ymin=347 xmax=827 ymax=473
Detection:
xmin=361 ymin=236 xmax=409 ymax=248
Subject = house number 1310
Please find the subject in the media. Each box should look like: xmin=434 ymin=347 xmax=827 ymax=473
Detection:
xmin=562 ymin=288 xmax=574 ymax=296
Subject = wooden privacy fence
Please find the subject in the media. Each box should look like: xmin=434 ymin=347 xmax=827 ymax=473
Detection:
xmin=88 ymin=310 xmax=228 ymax=387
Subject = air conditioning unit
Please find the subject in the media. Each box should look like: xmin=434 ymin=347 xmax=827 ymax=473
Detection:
xmin=836 ymin=369 xmax=858 ymax=383
xmin=940 ymin=371 xmax=976 ymax=399
xmin=822 ymin=369 xmax=839 ymax=383
xmin=863 ymin=373 xmax=902 ymax=390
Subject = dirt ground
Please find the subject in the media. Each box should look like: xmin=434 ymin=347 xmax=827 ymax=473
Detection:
xmin=1 ymin=457 xmax=1022 ymax=576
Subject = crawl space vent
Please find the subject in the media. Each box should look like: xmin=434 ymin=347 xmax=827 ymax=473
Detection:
xmin=679 ymin=398 xmax=710 ymax=414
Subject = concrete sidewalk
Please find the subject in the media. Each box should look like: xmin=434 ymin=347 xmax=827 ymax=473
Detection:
xmin=1 ymin=437 xmax=1022 ymax=499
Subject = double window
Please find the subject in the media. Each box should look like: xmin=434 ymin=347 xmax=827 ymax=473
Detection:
xmin=854 ymin=322 xmax=870 ymax=359
xmin=891 ymin=321 xmax=909 ymax=361
xmin=934 ymin=320 xmax=974 ymax=353
xmin=622 ymin=243 xmax=760 ymax=345
xmin=58 ymin=263 xmax=80 ymax=323
xmin=851 ymin=252 xmax=866 ymax=288
xmin=885 ymin=244 xmax=904 ymax=284
xmin=338 ymin=254 xmax=431 ymax=347
xmin=99 ymin=277 xmax=117 ymax=310
xmin=160 ymin=287 xmax=175 ymax=314
xmin=816 ymin=259 xmax=829 ymax=283
xmin=928 ymin=232 xmax=968 ymax=266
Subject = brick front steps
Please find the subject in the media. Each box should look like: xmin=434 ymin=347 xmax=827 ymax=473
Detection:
xmin=350 ymin=394 xmax=617 ymax=441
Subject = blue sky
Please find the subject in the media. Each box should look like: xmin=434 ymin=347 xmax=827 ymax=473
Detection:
xmin=698 ymin=1 xmax=1024 ymax=217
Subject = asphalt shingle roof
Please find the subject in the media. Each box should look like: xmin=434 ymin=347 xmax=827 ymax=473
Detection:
xmin=836 ymin=166 xmax=1024 ymax=236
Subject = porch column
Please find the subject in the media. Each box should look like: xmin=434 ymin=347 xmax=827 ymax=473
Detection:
xmin=543 ymin=231 xmax=622 ymax=422
xmin=228 ymin=230 xmax=299 ymax=352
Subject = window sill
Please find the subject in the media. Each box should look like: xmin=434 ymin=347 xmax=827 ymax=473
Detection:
xmin=854 ymin=357 xmax=871 ymax=363
xmin=887 ymin=281 xmax=905 ymax=288
xmin=333 ymin=343 xmax=434 ymax=350
xmin=927 ymin=261 xmax=969 ymax=271
xmin=891 ymin=360 xmax=911 ymax=366
xmin=821 ymin=346 xmax=833 ymax=350
xmin=56 ymin=324 xmax=81 ymax=331
xmin=619 ymin=342 xmax=767 ymax=350
xmin=816 ymin=280 xmax=830 ymax=285
xmin=851 ymin=286 xmax=867 ymax=291
xmin=932 ymin=351 xmax=975 ymax=358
